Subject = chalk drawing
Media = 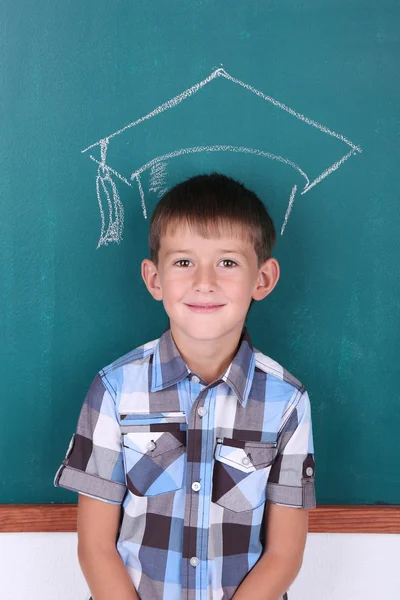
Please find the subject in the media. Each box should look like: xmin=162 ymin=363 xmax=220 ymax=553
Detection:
xmin=94 ymin=139 xmax=127 ymax=247
xmin=281 ymin=185 xmax=298 ymax=236
xmin=82 ymin=67 xmax=362 ymax=248
xmin=149 ymin=162 xmax=169 ymax=198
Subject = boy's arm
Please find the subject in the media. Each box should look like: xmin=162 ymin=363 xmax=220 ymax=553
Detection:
xmin=233 ymin=503 xmax=308 ymax=600
xmin=77 ymin=494 xmax=139 ymax=600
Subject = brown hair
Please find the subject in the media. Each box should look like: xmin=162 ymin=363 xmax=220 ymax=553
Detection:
xmin=148 ymin=172 xmax=277 ymax=265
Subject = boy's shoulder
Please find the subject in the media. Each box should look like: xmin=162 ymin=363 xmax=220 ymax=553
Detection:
xmin=97 ymin=336 xmax=160 ymax=402
xmin=253 ymin=346 xmax=305 ymax=393
xmin=100 ymin=336 xmax=160 ymax=378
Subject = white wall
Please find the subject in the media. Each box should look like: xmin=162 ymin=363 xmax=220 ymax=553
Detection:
xmin=1 ymin=533 xmax=399 ymax=600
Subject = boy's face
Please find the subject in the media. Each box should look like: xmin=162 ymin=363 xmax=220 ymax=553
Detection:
xmin=142 ymin=221 xmax=279 ymax=343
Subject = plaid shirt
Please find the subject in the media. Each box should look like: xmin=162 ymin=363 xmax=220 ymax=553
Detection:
xmin=54 ymin=326 xmax=316 ymax=600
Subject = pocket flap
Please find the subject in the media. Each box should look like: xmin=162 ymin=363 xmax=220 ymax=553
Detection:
xmin=119 ymin=411 xmax=186 ymax=423
xmin=123 ymin=430 xmax=186 ymax=457
xmin=215 ymin=438 xmax=277 ymax=473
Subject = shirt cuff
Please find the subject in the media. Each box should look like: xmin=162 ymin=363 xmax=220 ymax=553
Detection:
xmin=266 ymin=479 xmax=316 ymax=509
xmin=54 ymin=463 xmax=126 ymax=504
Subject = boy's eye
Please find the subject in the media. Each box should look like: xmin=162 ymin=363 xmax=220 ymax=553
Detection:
xmin=220 ymin=259 xmax=237 ymax=268
xmin=174 ymin=259 xmax=191 ymax=267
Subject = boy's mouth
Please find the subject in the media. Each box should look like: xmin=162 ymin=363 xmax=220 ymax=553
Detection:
xmin=185 ymin=303 xmax=225 ymax=314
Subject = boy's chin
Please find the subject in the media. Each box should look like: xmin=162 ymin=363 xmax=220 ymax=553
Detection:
xmin=171 ymin=318 xmax=245 ymax=340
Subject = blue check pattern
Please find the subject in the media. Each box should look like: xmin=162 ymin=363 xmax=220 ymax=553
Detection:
xmin=54 ymin=326 xmax=316 ymax=600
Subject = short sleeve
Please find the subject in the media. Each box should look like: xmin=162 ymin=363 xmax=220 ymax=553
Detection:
xmin=54 ymin=374 xmax=127 ymax=504
xmin=266 ymin=388 xmax=316 ymax=509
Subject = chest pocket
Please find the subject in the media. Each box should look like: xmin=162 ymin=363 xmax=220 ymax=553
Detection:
xmin=212 ymin=438 xmax=277 ymax=512
xmin=122 ymin=430 xmax=186 ymax=496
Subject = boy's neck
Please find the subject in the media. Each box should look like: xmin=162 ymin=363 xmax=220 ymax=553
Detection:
xmin=169 ymin=321 xmax=245 ymax=385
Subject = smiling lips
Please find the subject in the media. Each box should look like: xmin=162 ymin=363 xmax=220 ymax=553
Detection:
xmin=185 ymin=303 xmax=225 ymax=313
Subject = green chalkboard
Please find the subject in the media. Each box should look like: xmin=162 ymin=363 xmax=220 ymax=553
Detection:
xmin=2 ymin=0 xmax=399 ymax=505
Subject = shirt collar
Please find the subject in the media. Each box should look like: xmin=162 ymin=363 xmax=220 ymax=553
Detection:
xmin=151 ymin=326 xmax=255 ymax=407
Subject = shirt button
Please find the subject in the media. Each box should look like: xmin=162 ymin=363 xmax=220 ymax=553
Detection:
xmin=197 ymin=406 xmax=207 ymax=417
xmin=192 ymin=375 xmax=200 ymax=384
xmin=147 ymin=441 xmax=156 ymax=452
xmin=306 ymin=467 xmax=314 ymax=476
xmin=190 ymin=557 xmax=199 ymax=568
xmin=192 ymin=481 xmax=201 ymax=492
xmin=242 ymin=456 xmax=251 ymax=466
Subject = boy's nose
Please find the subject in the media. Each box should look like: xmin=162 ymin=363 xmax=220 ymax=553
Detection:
xmin=192 ymin=265 xmax=217 ymax=292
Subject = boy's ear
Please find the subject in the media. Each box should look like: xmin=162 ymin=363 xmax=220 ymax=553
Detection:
xmin=252 ymin=258 xmax=280 ymax=301
xmin=141 ymin=258 xmax=163 ymax=301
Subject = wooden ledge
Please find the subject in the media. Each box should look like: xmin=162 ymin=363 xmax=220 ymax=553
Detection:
xmin=308 ymin=505 xmax=400 ymax=534
xmin=0 ymin=505 xmax=399 ymax=533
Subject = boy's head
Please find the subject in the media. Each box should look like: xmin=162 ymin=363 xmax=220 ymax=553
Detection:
xmin=141 ymin=173 xmax=280 ymax=343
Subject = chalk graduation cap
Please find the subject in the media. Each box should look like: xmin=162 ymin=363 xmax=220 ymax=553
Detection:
xmin=81 ymin=67 xmax=362 ymax=248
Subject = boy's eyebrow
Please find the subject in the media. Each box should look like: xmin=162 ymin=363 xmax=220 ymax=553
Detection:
xmin=219 ymin=249 xmax=248 ymax=256
xmin=164 ymin=248 xmax=249 ymax=258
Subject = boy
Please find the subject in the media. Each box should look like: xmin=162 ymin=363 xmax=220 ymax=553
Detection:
xmin=54 ymin=173 xmax=316 ymax=600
